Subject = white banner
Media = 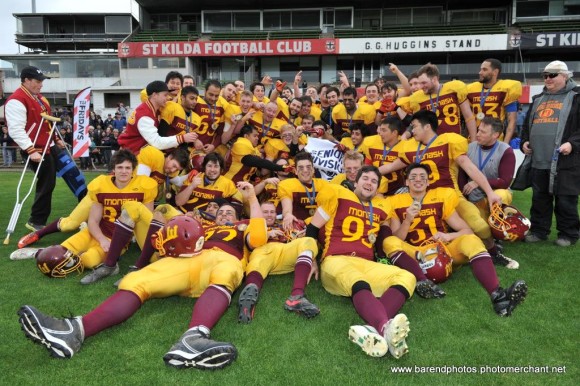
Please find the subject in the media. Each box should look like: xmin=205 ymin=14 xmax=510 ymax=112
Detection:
xmin=72 ymin=87 xmax=91 ymax=158
xmin=304 ymin=137 xmax=344 ymax=181
xmin=339 ymin=34 xmax=508 ymax=54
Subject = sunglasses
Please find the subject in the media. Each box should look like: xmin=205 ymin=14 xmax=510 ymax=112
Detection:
xmin=543 ymin=73 xmax=560 ymax=79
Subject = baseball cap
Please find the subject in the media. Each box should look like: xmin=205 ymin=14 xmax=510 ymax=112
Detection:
xmin=21 ymin=66 xmax=50 ymax=81
xmin=146 ymin=80 xmax=169 ymax=96
xmin=543 ymin=61 xmax=572 ymax=76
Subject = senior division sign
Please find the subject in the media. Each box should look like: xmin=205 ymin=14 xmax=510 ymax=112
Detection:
xmin=118 ymin=39 xmax=339 ymax=57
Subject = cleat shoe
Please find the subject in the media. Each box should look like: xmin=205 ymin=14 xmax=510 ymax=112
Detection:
xmin=494 ymin=239 xmax=504 ymax=253
xmin=238 ymin=283 xmax=259 ymax=324
xmin=491 ymin=280 xmax=528 ymax=317
xmin=25 ymin=222 xmax=44 ymax=232
xmin=163 ymin=326 xmax=237 ymax=370
xmin=113 ymin=265 xmax=139 ymax=288
xmin=17 ymin=305 xmax=84 ymax=358
xmin=415 ymin=279 xmax=446 ymax=299
xmin=80 ymin=263 xmax=119 ymax=285
xmin=491 ymin=250 xmax=519 ymax=270
xmin=18 ymin=232 xmax=40 ymax=249
xmin=10 ymin=247 xmax=39 ymax=261
xmin=284 ymin=294 xmax=320 ymax=318
xmin=348 ymin=325 xmax=388 ymax=357
xmin=382 ymin=314 xmax=410 ymax=359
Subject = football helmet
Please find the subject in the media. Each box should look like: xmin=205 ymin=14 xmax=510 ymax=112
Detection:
xmin=488 ymin=204 xmax=531 ymax=242
xmin=417 ymin=240 xmax=453 ymax=283
xmin=36 ymin=245 xmax=84 ymax=278
xmin=152 ymin=216 xmax=205 ymax=257
xmin=190 ymin=152 xmax=205 ymax=172
xmin=269 ymin=219 xmax=306 ymax=243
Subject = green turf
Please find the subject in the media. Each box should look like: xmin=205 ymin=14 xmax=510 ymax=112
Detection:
xmin=0 ymin=171 xmax=577 ymax=385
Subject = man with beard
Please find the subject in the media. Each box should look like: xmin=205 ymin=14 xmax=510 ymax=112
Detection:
xmin=466 ymin=59 xmax=522 ymax=144
xmin=193 ymin=80 xmax=228 ymax=154
xmin=279 ymin=151 xmax=329 ymax=230
xmin=175 ymin=152 xmax=242 ymax=213
xmin=332 ymin=87 xmax=377 ymax=139
xmin=306 ymin=165 xmax=415 ymax=359
xmin=410 ymin=63 xmax=477 ymax=140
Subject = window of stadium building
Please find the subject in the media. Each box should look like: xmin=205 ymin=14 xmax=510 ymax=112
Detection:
xmin=263 ymin=11 xmax=291 ymax=30
xmin=152 ymin=57 xmax=186 ymax=69
xmin=202 ymin=11 xmax=262 ymax=32
xmin=383 ymin=6 xmax=443 ymax=26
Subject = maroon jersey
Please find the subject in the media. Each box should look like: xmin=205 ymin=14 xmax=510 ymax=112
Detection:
xmin=317 ymin=185 xmax=390 ymax=261
xmin=397 ymin=133 xmax=468 ymax=192
xmin=203 ymin=220 xmax=249 ymax=260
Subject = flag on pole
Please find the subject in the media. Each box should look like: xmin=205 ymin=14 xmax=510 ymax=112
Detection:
xmin=72 ymin=87 xmax=91 ymax=158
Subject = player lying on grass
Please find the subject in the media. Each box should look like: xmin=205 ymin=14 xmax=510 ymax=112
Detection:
xmin=238 ymin=201 xmax=319 ymax=323
xmin=17 ymin=181 xmax=267 ymax=370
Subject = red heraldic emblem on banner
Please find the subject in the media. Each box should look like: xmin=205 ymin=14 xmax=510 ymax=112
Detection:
xmin=73 ymin=87 xmax=92 ymax=158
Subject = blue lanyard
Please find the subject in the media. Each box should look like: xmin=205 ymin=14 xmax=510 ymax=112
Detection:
xmin=301 ymin=181 xmax=316 ymax=206
xmin=327 ymin=107 xmax=333 ymax=126
xmin=415 ymin=135 xmax=439 ymax=163
xmin=381 ymin=141 xmax=399 ymax=166
xmin=479 ymin=85 xmax=493 ymax=110
xmin=477 ymin=142 xmax=499 ymax=171
xmin=262 ymin=120 xmax=273 ymax=139
xmin=347 ymin=108 xmax=355 ymax=129
xmin=34 ymin=96 xmax=47 ymax=113
xmin=203 ymin=175 xmax=213 ymax=186
xmin=210 ymin=104 xmax=216 ymax=125
xmin=429 ymin=85 xmax=442 ymax=112
xmin=185 ymin=111 xmax=191 ymax=133
xmin=357 ymin=197 xmax=374 ymax=229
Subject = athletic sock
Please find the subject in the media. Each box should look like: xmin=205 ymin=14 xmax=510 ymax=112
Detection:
xmin=134 ymin=220 xmax=164 ymax=268
xmin=35 ymin=218 xmax=61 ymax=239
xmin=103 ymin=220 xmax=134 ymax=267
xmin=390 ymin=251 xmax=428 ymax=281
xmin=352 ymin=289 xmax=389 ymax=333
xmin=379 ymin=286 xmax=407 ymax=319
xmin=244 ymin=271 xmax=265 ymax=290
xmin=189 ymin=285 xmax=231 ymax=330
xmin=82 ymin=290 xmax=142 ymax=338
xmin=470 ymin=253 xmax=500 ymax=295
xmin=291 ymin=255 xmax=313 ymax=297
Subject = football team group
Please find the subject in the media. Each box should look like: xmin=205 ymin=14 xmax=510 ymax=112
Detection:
xmin=6 ymin=57 xmax=579 ymax=370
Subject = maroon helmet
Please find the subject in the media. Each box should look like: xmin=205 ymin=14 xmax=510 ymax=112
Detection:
xmin=271 ymin=219 xmax=306 ymax=243
xmin=488 ymin=204 xmax=531 ymax=242
xmin=190 ymin=152 xmax=205 ymax=172
xmin=418 ymin=241 xmax=453 ymax=283
xmin=36 ymin=245 xmax=84 ymax=278
xmin=151 ymin=216 xmax=205 ymax=257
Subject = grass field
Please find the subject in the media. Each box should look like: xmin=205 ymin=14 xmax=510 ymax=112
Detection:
xmin=0 ymin=171 xmax=577 ymax=385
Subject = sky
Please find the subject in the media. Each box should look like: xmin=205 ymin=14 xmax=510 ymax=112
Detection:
xmin=0 ymin=0 xmax=133 ymax=56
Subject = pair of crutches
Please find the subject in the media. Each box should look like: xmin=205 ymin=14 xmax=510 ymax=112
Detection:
xmin=4 ymin=113 xmax=62 ymax=245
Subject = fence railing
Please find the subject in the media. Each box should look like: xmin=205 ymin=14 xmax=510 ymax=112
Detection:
xmin=0 ymin=145 xmax=116 ymax=170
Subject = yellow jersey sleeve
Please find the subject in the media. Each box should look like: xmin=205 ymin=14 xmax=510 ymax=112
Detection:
xmin=315 ymin=184 xmax=340 ymax=218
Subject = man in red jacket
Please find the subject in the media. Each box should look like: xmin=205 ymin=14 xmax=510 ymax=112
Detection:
xmin=118 ymin=81 xmax=197 ymax=155
xmin=5 ymin=66 xmax=57 ymax=231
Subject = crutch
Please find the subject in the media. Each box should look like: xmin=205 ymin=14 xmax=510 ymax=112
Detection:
xmin=4 ymin=113 xmax=61 ymax=245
